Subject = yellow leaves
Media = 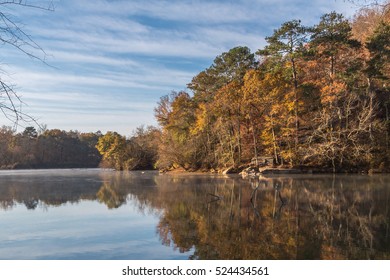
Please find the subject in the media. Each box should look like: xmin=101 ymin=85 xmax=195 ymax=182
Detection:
xmin=191 ymin=103 xmax=209 ymax=135
xmin=212 ymin=80 xmax=244 ymax=118
xmin=260 ymin=128 xmax=275 ymax=154
xmin=96 ymin=132 xmax=125 ymax=158
xmin=287 ymin=236 xmax=296 ymax=247
xmin=96 ymin=132 xmax=128 ymax=170
xmin=242 ymin=69 xmax=262 ymax=99
xmin=320 ymin=81 xmax=346 ymax=104
xmin=285 ymin=96 xmax=296 ymax=112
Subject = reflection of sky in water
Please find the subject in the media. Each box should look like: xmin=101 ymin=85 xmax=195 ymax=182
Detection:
xmin=1 ymin=169 xmax=390 ymax=260
xmin=0 ymin=199 xmax=192 ymax=260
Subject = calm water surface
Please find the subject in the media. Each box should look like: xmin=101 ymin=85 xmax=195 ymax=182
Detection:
xmin=0 ymin=169 xmax=389 ymax=260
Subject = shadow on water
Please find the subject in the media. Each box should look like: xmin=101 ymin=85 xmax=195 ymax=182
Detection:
xmin=0 ymin=170 xmax=389 ymax=259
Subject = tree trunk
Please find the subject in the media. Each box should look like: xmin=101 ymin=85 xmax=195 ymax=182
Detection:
xmin=270 ymin=114 xmax=279 ymax=164
xmin=249 ymin=115 xmax=259 ymax=166
xmin=291 ymin=57 xmax=299 ymax=151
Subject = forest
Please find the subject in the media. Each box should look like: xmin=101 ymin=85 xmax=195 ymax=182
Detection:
xmin=0 ymin=3 xmax=389 ymax=173
xmin=0 ymin=125 xmax=159 ymax=170
xmin=0 ymin=126 xmax=101 ymax=169
xmin=152 ymin=5 xmax=390 ymax=173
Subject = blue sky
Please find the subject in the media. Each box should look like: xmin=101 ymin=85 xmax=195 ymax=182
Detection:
xmin=1 ymin=0 xmax=361 ymax=136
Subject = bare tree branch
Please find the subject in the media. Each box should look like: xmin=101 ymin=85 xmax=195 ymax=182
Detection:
xmin=0 ymin=1 xmax=55 ymax=11
xmin=0 ymin=1 xmax=53 ymax=128
xmin=347 ymin=0 xmax=390 ymax=17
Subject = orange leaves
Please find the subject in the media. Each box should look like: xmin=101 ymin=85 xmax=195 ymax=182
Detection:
xmin=191 ymin=103 xmax=209 ymax=135
xmin=213 ymin=80 xmax=243 ymax=118
xmin=319 ymin=81 xmax=347 ymax=104
xmin=242 ymin=69 xmax=262 ymax=99
xmin=154 ymin=11 xmax=388 ymax=171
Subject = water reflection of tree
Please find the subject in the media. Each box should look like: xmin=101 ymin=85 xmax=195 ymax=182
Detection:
xmin=0 ymin=171 xmax=161 ymax=212
xmin=300 ymin=176 xmax=390 ymax=259
xmin=96 ymin=171 xmax=160 ymax=212
xmin=0 ymin=173 xmax=101 ymax=210
xmin=150 ymin=175 xmax=390 ymax=260
xmin=1 ymin=171 xmax=389 ymax=259
xmin=97 ymin=182 xmax=127 ymax=209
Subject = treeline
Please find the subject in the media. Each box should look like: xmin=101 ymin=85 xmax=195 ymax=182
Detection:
xmin=152 ymin=7 xmax=390 ymax=172
xmin=0 ymin=126 xmax=101 ymax=169
xmin=0 ymin=125 xmax=161 ymax=170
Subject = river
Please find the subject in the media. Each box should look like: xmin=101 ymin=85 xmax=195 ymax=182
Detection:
xmin=0 ymin=169 xmax=389 ymax=259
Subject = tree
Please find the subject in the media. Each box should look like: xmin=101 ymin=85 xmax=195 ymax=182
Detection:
xmin=126 ymin=125 xmax=160 ymax=170
xmin=0 ymin=1 xmax=53 ymax=127
xmin=365 ymin=22 xmax=390 ymax=160
xmin=96 ymin=132 xmax=127 ymax=170
xmin=154 ymin=92 xmax=178 ymax=127
xmin=188 ymin=46 xmax=257 ymax=103
xmin=211 ymin=80 xmax=245 ymax=167
xmin=190 ymin=47 xmax=257 ymax=168
xmin=156 ymin=47 xmax=258 ymax=170
xmin=241 ymin=68 xmax=292 ymax=164
xmin=310 ymin=12 xmax=361 ymax=84
xmin=0 ymin=126 xmax=15 ymax=168
xmin=366 ymin=22 xmax=390 ymax=81
xmin=257 ymin=20 xmax=308 ymax=90
xmin=298 ymin=12 xmax=383 ymax=171
xmin=156 ymin=91 xmax=201 ymax=170
xmin=211 ymin=46 xmax=257 ymax=85
xmin=257 ymin=20 xmax=309 ymax=154
xmin=22 ymin=126 xmax=38 ymax=138
xmin=303 ymin=92 xmax=380 ymax=171
xmin=352 ymin=4 xmax=386 ymax=43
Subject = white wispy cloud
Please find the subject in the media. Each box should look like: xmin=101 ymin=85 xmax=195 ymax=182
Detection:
xmin=69 ymin=0 xmax=256 ymax=24
xmin=48 ymin=51 xmax=139 ymax=67
xmin=7 ymin=64 xmax=194 ymax=92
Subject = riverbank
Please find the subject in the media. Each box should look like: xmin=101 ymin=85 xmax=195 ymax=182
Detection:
xmin=161 ymin=164 xmax=390 ymax=177
xmin=1 ymin=162 xmax=388 ymax=175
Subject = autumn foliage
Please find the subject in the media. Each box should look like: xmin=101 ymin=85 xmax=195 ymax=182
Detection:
xmin=154 ymin=7 xmax=390 ymax=172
